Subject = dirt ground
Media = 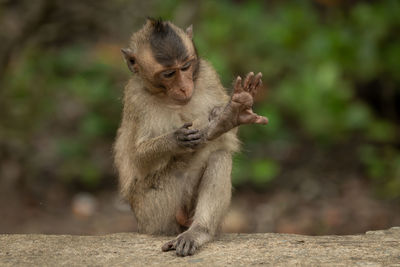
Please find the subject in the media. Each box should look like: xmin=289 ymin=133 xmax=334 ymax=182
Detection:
xmin=1 ymin=175 xmax=400 ymax=236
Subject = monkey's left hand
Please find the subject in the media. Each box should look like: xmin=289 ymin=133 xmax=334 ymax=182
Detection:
xmin=230 ymin=72 xmax=268 ymax=126
xmin=206 ymin=72 xmax=268 ymax=140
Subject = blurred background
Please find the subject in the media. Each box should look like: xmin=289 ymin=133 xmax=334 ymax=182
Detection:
xmin=1 ymin=0 xmax=400 ymax=235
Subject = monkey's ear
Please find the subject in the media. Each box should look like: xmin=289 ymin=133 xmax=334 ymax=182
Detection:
xmin=121 ymin=48 xmax=137 ymax=73
xmin=186 ymin=25 xmax=193 ymax=39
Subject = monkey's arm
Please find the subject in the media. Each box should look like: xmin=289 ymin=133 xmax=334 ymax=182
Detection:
xmin=133 ymin=123 xmax=204 ymax=172
xmin=203 ymin=72 xmax=268 ymax=141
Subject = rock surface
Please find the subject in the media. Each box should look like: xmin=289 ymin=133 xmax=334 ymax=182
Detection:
xmin=1 ymin=228 xmax=400 ymax=266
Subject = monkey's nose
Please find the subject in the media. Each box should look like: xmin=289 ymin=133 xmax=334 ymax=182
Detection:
xmin=180 ymin=88 xmax=187 ymax=95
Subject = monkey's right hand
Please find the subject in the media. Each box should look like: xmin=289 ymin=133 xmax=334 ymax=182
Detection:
xmin=173 ymin=122 xmax=204 ymax=149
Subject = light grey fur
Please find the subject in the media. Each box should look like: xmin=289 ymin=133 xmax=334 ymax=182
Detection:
xmin=114 ymin=59 xmax=239 ymax=248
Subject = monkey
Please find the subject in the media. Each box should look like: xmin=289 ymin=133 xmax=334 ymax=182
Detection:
xmin=113 ymin=18 xmax=268 ymax=257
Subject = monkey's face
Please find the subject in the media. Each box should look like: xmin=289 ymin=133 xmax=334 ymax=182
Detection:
xmin=154 ymin=58 xmax=196 ymax=105
xmin=122 ymin=19 xmax=199 ymax=105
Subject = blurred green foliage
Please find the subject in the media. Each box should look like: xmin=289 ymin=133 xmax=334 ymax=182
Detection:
xmin=158 ymin=0 xmax=400 ymax=195
xmin=1 ymin=45 xmax=124 ymax=188
xmin=1 ymin=0 xmax=400 ymax=197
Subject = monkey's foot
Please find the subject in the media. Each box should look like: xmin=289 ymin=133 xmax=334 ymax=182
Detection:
xmin=161 ymin=232 xmax=199 ymax=257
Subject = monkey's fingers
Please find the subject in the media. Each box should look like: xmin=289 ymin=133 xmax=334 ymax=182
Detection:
xmin=233 ymin=76 xmax=243 ymax=94
xmin=249 ymin=72 xmax=262 ymax=97
xmin=238 ymin=109 xmax=268 ymax=125
xmin=254 ymin=115 xmax=269 ymax=125
xmin=243 ymin=72 xmax=254 ymax=92
xmin=248 ymin=80 xmax=262 ymax=99
xmin=181 ymin=122 xmax=193 ymax=129
xmin=251 ymin=80 xmax=262 ymax=98
xmin=177 ymin=129 xmax=199 ymax=141
xmin=183 ymin=139 xmax=203 ymax=148
xmin=255 ymin=74 xmax=262 ymax=88
xmin=181 ymin=129 xmax=199 ymax=135
xmin=246 ymin=109 xmax=268 ymax=125
xmin=162 ymin=240 xmax=177 ymax=252
xmin=186 ymin=133 xmax=203 ymax=141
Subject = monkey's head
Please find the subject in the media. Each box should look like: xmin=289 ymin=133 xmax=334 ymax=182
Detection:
xmin=122 ymin=18 xmax=199 ymax=105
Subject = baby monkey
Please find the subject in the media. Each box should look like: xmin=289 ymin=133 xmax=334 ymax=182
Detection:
xmin=114 ymin=18 xmax=268 ymax=257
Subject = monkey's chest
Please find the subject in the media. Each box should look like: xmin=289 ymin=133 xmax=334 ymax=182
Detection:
xmin=151 ymin=108 xmax=209 ymax=135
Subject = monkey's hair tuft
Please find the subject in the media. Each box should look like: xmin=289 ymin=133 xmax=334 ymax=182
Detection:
xmin=146 ymin=17 xmax=190 ymax=67
xmin=147 ymin=17 xmax=165 ymax=33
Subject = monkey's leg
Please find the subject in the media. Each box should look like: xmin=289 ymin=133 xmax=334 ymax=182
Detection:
xmin=162 ymin=150 xmax=232 ymax=256
xmin=134 ymin=178 xmax=183 ymax=235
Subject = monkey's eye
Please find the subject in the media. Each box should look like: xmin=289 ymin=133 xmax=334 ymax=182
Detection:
xmin=162 ymin=70 xmax=176 ymax=79
xmin=181 ymin=62 xmax=191 ymax=71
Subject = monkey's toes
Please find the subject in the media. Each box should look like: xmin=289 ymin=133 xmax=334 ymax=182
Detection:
xmin=161 ymin=240 xmax=176 ymax=252
xmin=176 ymin=238 xmax=197 ymax=257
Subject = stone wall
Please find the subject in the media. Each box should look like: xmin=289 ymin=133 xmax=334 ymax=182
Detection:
xmin=1 ymin=227 xmax=399 ymax=266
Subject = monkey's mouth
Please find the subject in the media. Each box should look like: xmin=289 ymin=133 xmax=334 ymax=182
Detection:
xmin=173 ymin=97 xmax=192 ymax=105
xmin=170 ymin=93 xmax=192 ymax=105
